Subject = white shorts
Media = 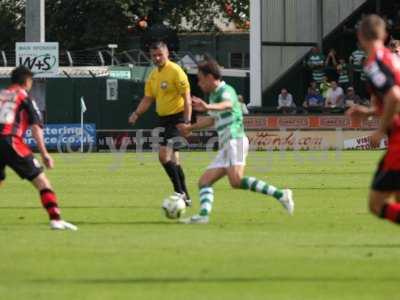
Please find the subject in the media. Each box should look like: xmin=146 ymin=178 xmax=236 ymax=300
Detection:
xmin=207 ymin=137 xmax=249 ymax=170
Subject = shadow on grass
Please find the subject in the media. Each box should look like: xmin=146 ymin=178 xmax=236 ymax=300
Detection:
xmin=0 ymin=221 xmax=178 ymax=226
xmin=73 ymin=221 xmax=177 ymax=226
xmin=0 ymin=206 xmax=151 ymax=210
xmin=299 ymin=244 xmax=400 ymax=249
xmin=29 ymin=276 xmax=400 ymax=285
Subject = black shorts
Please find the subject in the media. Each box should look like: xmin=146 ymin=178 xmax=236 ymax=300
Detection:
xmin=157 ymin=112 xmax=186 ymax=150
xmin=0 ymin=137 xmax=43 ymax=181
xmin=371 ymin=158 xmax=400 ymax=191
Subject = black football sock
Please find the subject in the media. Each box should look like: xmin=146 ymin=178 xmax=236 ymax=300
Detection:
xmin=162 ymin=161 xmax=183 ymax=194
xmin=176 ymin=164 xmax=190 ymax=199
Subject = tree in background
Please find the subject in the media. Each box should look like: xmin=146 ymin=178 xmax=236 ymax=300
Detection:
xmin=45 ymin=0 xmax=132 ymax=50
xmin=128 ymin=0 xmax=249 ymax=32
xmin=0 ymin=0 xmax=24 ymax=50
xmin=1 ymin=0 xmax=249 ymax=50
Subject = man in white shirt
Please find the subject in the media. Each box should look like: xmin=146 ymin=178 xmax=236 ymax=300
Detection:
xmin=325 ymin=81 xmax=344 ymax=112
xmin=277 ymin=88 xmax=296 ymax=114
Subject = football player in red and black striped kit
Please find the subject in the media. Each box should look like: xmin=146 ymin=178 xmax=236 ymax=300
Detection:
xmin=0 ymin=66 xmax=77 ymax=230
xmin=347 ymin=15 xmax=400 ymax=225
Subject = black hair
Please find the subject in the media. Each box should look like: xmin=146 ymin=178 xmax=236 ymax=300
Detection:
xmin=149 ymin=41 xmax=168 ymax=51
xmin=197 ymin=58 xmax=222 ymax=80
xmin=11 ymin=66 xmax=33 ymax=85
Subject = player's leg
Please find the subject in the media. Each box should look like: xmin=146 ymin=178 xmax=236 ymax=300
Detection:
xmin=227 ymin=137 xmax=294 ymax=214
xmin=180 ymin=168 xmax=226 ymax=224
xmin=370 ymin=156 xmax=400 ymax=224
xmin=30 ymin=173 xmax=77 ymax=230
xmin=0 ymin=167 xmax=5 ymax=188
xmin=369 ymin=190 xmax=400 ymax=224
xmin=172 ymin=150 xmax=191 ymax=205
xmin=7 ymin=146 xmax=77 ymax=230
xmin=159 ymin=145 xmax=183 ymax=195
xmin=226 ymin=165 xmax=294 ymax=215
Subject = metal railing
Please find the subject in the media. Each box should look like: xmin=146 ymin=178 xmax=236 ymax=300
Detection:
xmin=0 ymin=47 xmax=203 ymax=68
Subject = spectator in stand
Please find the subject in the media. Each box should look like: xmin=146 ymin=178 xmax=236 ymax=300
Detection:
xmin=394 ymin=10 xmax=400 ymax=31
xmin=344 ymin=86 xmax=362 ymax=109
xmin=325 ymin=81 xmax=344 ymax=112
xmin=238 ymin=95 xmax=249 ymax=115
xmin=390 ymin=39 xmax=400 ymax=57
xmin=383 ymin=14 xmax=394 ymax=31
xmin=303 ymin=87 xmax=324 ymax=113
xmin=277 ymin=88 xmax=296 ymax=114
xmin=359 ymin=56 xmax=368 ymax=99
xmin=319 ymin=76 xmax=331 ymax=100
xmin=307 ymin=47 xmax=325 ymax=84
xmin=337 ymin=58 xmax=351 ymax=90
xmin=309 ymin=80 xmax=320 ymax=93
xmin=325 ymin=48 xmax=338 ymax=80
xmin=349 ymin=44 xmax=366 ymax=97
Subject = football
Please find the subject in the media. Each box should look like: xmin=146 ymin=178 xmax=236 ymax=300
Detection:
xmin=162 ymin=194 xmax=186 ymax=219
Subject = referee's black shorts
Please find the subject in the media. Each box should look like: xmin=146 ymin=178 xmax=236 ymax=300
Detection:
xmin=157 ymin=112 xmax=186 ymax=151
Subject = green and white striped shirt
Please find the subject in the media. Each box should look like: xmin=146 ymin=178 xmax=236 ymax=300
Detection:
xmin=208 ymin=81 xmax=245 ymax=148
xmin=308 ymin=54 xmax=325 ymax=83
xmin=350 ymin=49 xmax=366 ymax=72
xmin=338 ymin=64 xmax=350 ymax=85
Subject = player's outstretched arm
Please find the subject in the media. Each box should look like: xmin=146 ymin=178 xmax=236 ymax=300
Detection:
xmin=179 ymin=117 xmax=215 ymax=137
xmin=346 ymin=98 xmax=378 ymax=122
xmin=192 ymin=96 xmax=232 ymax=112
xmin=371 ymin=86 xmax=400 ymax=147
xmin=191 ymin=117 xmax=215 ymax=130
xmin=31 ymin=124 xmax=54 ymax=169
xmin=128 ymin=96 xmax=154 ymax=125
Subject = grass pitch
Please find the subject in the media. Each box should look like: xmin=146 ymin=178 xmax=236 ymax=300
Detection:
xmin=1 ymin=150 xmax=399 ymax=300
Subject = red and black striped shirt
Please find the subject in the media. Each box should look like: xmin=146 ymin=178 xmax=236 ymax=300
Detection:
xmin=364 ymin=47 xmax=400 ymax=169
xmin=0 ymin=85 xmax=43 ymax=139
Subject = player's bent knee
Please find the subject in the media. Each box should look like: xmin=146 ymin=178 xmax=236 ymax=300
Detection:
xmin=158 ymin=153 xmax=169 ymax=165
xmin=368 ymin=196 xmax=383 ymax=216
xmin=31 ymin=173 xmax=52 ymax=191
xmin=228 ymin=177 xmax=242 ymax=189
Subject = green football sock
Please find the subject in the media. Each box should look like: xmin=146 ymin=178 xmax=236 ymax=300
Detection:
xmin=199 ymin=186 xmax=214 ymax=216
xmin=240 ymin=177 xmax=284 ymax=200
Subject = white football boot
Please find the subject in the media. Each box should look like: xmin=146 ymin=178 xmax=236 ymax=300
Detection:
xmin=180 ymin=214 xmax=209 ymax=224
xmin=279 ymin=189 xmax=294 ymax=215
xmin=50 ymin=220 xmax=78 ymax=231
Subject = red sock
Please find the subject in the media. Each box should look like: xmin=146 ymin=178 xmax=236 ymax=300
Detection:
xmin=40 ymin=189 xmax=61 ymax=220
xmin=381 ymin=203 xmax=400 ymax=224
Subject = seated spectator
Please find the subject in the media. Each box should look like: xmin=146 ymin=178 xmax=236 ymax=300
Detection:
xmin=337 ymin=59 xmax=351 ymax=90
xmin=238 ymin=95 xmax=249 ymax=115
xmin=344 ymin=87 xmax=362 ymax=109
xmin=277 ymin=88 xmax=296 ymax=114
xmin=325 ymin=81 xmax=344 ymax=112
xmin=319 ymin=76 xmax=331 ymax=99
xmin=303 ymin=88 xmax=324 ymax=113
xmin=309 ymin=80 xmax=320 ymax=93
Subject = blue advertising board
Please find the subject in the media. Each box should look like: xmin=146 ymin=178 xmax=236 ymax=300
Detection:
xmin=24 ymin=124 xmax=96 ymax=150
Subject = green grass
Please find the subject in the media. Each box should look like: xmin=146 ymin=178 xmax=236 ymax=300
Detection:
xmin=1 ymin=150 xmax=400 ymax=300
